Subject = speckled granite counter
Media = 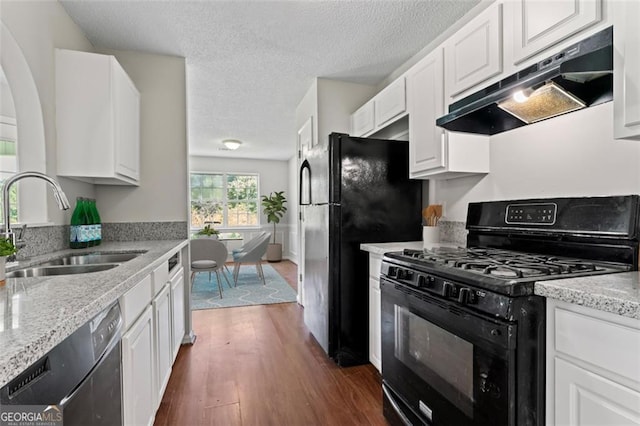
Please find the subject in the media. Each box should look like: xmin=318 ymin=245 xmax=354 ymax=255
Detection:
xmin=535 ymin=272 xmax=640 ymax=319
xmin=360 ymin=241 xmax=461 ymax=255
xmin=0 ymin=239 xmax=188 ymax=388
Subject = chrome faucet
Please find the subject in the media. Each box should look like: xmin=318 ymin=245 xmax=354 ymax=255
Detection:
xmin=2 ymin=171 xmax=71 ymax=248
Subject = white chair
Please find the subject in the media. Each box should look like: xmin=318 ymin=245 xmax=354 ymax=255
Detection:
xmin=231 ymin=231 xmax=268 ymax=256
xmin=190 ymin=239 xmax=232 ymax=298
xmin=232 ymin=232 xmax=271 ymax=285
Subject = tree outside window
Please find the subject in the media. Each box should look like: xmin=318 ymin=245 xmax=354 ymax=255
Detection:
xmin=190 ymin=173 xmax=259 ymax=228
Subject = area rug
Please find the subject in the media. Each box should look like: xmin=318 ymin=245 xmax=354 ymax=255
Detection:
xmin=191 ymin=264 xmax=297 ymax=310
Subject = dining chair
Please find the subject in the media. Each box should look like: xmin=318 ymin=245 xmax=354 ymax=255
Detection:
xmin=231 ymin=231 xmax=268 ymax=256
xmin=232 ymin=232 xmax=271 ymax=285
xmin=190 ymin=239 xmax=232 ymax=298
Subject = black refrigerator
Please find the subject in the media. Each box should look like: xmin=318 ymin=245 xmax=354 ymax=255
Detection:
xmin=300 ymin=132 xmax=422 ymax=367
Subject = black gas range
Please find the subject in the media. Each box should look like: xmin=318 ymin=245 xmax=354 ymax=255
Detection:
xmin=380 ymin=195 xmax=639 ymax=426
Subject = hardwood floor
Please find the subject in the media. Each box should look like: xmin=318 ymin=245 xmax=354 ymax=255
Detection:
xmin=155 ymin=261 xmax=386 ymax=426
xmin=268 ymin=260 xmax=298 ymax=291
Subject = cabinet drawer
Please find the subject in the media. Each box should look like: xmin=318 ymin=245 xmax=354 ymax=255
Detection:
xmin=369 ymin=254 xmax=382 ymax=279
xmin=152 ymin=262 xmax=169 ymax=295
xmin=120 ymin=274 xmax=152 ymax=330
xmin=555 ymin=306 xmax=640 ymax=385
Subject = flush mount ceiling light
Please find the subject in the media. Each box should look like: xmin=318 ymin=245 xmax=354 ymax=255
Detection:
xmin=222 ymin=139 xmax=242 ymax=150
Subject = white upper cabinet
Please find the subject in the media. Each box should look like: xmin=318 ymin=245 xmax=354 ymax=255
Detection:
xmin=350 ymin=102 xmax=374 ymax=137
xmin=614 ymin=0 xmax=640 ymax=140
xmin=445 ymin=3 xmax=503 ymax=98
xmin=408 ymin=49 xmax=446 ymax=175
xmin=512 ymin=0 xmax=602 ymax=64
xmin=350 ymin=77 xmax=406 ymax=137
xmin=374 ymin=78 xmax=406 ymax=128
xmin=407 ymin=49 xmax=489 ymax=180
xmin=56 ymin=49 xmax=140 ymax=185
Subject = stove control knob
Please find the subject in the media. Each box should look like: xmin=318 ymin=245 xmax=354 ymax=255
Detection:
xmin=458 ymin=288 xmax=475 ymax=304
xmin=397 ymin=269 xmax=413 ymax=280
xmin=442 ymin=282 xmax=454 ymax=297
xmin=387 ymin=266 xmax=398 ymax=278
xmin=417 ymin=275 xmax=434 ymax=288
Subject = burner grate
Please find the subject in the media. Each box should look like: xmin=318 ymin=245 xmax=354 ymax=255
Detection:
xmin=401 ymin=247 xmax=604 ymax=280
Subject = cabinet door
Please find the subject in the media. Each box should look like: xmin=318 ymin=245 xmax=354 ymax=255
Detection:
xmin=407 ymin=49 xmax=446 ymax=177
xmin=171 ymin=269 xmax=186 ymax=360
xmin=350 ymin=102 xmax=375 ymax=137
xmin=446 ymin=3 xmax=502 ymax=98
xmin=374 ymin=78 xmax=406 ymax=129
xmin=512 ymin=0 xmax=602 ymax=64
xmin=153 ymin=284 xmax=173 ymax=407
xmin=122 ymin=306 xmax=155 ymax=426
xmin=369 ymin=278 xmax=382 ymax=372
xmin=114 ymin=63 xmax=140 ymax=181
xmin=614 ymin=0 xmax=640 ymax=140
xmin=555 ymin=358 xmax=640 ymax=426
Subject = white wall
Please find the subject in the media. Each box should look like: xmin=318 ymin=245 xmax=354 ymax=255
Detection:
xmin=0 ymin=3 xmax=189 ymax=227
xmin=95 ymin=49 xmax=188 ymax=223
xmin=287 ymin=155 xmax=298 ymax=263
xmin=190 ymin=156 xmax=293 ymax=256
xmin=435 ymin=102 xmax=640 ymax=221
xmin=0 ymin=1 xmax=95 ymax=225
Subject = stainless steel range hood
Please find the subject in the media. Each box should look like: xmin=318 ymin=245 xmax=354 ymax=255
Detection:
xmin=436 ymin=26 xmax=613 ymax=136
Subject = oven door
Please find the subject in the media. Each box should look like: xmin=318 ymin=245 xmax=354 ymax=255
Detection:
xmin=381 ymin=277 xmax=517 ymax=426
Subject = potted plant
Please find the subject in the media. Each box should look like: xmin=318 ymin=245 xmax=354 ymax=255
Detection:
xmin=0 ymin=237 xmax=17 ymax=285
xmin=261 ymin=191 xmax=287 ymax=262
xmin=196 ymin=224 xmax=220 ymax=239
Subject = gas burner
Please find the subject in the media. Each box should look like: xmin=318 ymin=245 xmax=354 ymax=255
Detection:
xmin=399 ymin=247 xmax=609 ymax=281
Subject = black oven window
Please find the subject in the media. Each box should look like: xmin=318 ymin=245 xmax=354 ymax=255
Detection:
xmin=395 ymin=305 xmax=474 ymax=405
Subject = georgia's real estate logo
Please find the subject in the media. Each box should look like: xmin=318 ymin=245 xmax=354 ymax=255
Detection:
xmin=0 ymin=404 xmax=63 ymax=426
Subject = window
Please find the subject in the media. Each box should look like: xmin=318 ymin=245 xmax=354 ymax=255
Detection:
xmin=190 ymin=173 xmax=259 ymax=228
xmin=0 ymin=117 xmax=18 ymax=225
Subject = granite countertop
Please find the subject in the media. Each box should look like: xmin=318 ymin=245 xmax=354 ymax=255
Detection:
xmin=535 ymin=272 xmax=640 ymax=319
xmin=0 ymin=239 xmax=189 ymax=388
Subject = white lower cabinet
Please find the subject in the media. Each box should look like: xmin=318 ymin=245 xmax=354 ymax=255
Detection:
xmin=555 ymin=358 xmax=640 ymax=425
xmin=122 ymin=306 xmax=155 ymax=426
xmin=170 ymin=268 xmax=186 ymax=360
xmin=153 ymin=284 xmax=173 ymax=407
xmin=369 ymin=278 xmax=381 ymax=372
xmin=546 ymin=299 xmax=640 ymax=426
xmin=368 ymin=253 xmax=382 ymax=372
xmin=119 ymin=251 xmax=187 ymax=426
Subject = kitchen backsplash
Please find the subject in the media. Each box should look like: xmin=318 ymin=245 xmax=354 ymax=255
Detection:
xmin=16 ymin=221 xmax=189 ymax=259
xmin=102 ymin=221 xmax=188 ymax=242
xmin=439 ymin=221 xmax=467 ymax=246
xmin=17 ymin=226 xmax=69 ymax=259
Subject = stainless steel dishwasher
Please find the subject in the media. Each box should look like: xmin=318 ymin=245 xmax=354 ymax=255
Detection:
xmin=0 ymin=302 xmax=123 ymax=425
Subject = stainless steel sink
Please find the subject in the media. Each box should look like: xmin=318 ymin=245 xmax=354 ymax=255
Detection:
xmin=37 ymin=252 xmax=141 ymax=267
xmin=7 ymin=263 xmax=120 ymax=278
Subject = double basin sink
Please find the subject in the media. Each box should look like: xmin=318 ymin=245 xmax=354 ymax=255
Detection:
xmin=7 ymin=252 xmax=143 ymax=278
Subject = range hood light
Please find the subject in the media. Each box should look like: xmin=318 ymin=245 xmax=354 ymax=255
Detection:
xmin=497 ymin=81 xmax=586 ymax=124
xmin=512 ymin=89 xmax=533 ymax=103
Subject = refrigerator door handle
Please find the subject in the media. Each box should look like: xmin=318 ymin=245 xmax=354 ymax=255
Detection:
xmin=300 ymin=159 xmax=312 ymax=205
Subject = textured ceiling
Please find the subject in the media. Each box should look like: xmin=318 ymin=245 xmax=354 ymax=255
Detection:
xmin=60 ymin=0 xmax=480 ymax=161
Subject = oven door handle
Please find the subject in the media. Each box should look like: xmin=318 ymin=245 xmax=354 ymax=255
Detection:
xmin=382 ymin=384 xmax=414 ymax=426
